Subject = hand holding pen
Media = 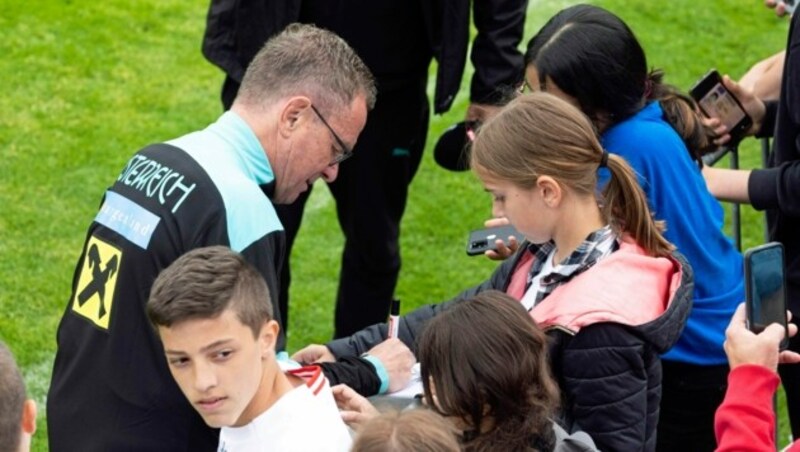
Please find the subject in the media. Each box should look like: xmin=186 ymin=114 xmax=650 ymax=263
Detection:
xmin=388 ymin=299 xmax=401 ymax=339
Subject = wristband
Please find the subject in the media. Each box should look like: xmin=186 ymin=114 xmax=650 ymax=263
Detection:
xmin=361 ymin=354 xmax=390 ymax=394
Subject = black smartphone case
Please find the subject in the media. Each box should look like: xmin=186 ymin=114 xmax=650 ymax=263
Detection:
xmin=744 ymin=242 xmax=789 ymax=350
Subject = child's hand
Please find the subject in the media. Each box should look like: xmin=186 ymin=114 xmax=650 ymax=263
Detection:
xmin=332 ymin=384 xmax=379 ymax=429
xmin=291 ymin=344 xmax=335 ymax=364
xmin=483 ymin=217 xmax=519 ymax=260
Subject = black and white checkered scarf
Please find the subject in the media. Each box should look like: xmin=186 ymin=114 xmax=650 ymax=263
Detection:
xmin=524 ymin=225 xmax=619 ymax=309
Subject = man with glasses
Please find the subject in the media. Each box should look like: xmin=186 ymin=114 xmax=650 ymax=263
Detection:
xmin=311 ymin=104 xmax=354 ymax=166
xmin=203 ymin=0 xmax=528 ymax=340
xmin=47 ymin=24 xmax=398 ymax=452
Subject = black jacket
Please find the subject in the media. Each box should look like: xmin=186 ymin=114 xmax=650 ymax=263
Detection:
xmin=201 ymin=0 xmax=527 ymax=113
xmin=48 ymin=134 xmax=286 ymax=451
xmin=750 ymin=11 xmax=800 ymax=309
xmin=326 ymin=243 xmax=693 ymax=452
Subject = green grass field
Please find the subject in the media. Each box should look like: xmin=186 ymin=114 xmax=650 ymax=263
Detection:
xmin=0 ymin=0 xmax=792 ymax=449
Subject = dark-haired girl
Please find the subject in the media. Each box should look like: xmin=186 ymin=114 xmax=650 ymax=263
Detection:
xmin=417 ymin=290 xmax=562 ymax=451
xmin=337 ymin=290 xmax=591 ymax=451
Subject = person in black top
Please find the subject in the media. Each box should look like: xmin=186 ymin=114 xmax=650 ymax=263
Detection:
xmin=46 ymin=24 xmax=392 ymax=452
xmin=703 ymin=7 xmax=800 ymax=440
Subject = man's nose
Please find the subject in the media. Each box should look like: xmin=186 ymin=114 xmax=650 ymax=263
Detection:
xmin=322 ymin=163 xmax=339 ymax=183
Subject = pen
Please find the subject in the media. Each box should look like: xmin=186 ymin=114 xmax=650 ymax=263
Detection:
xmin=388 ymin=299 xmax=400 ymax=339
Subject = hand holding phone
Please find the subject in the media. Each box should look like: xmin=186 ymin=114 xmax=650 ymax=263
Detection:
xmin=690 ymin=69 xmax=753 ymax=142
xmin=724 ymin=303 xmax=800 ymax=372
xmin=466 ymin=225 xmax=520 ymax=256
xmin=744 ymin=242 xmax=790 ymax=350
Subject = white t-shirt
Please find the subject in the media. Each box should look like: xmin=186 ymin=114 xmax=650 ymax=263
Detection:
xmin=217 ymin=365 xmax=352 ymax=452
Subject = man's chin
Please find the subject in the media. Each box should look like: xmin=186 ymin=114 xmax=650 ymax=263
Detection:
xmin=274 ymin=191 xmax=298 ymax=205
xmin=275 ymin=181 xmax=315 ymax=204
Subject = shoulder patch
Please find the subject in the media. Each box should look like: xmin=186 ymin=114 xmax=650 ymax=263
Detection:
xmin=95 ymin=191 xmax=160 ymax=250
xmin=71 ymin=236 xmax=123 ymax=330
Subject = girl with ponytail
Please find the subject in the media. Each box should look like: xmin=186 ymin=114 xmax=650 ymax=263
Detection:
xmin=469 ymin=92 xmax=690 ymax=451
xmin=523 ymin=5 xmax=744 ymax=450
xmin=313 ymin=92 xmax=691 ymax=452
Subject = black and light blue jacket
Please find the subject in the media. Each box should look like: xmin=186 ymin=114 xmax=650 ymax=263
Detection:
xmin=48 ymin=111 xmax=284 ymax=452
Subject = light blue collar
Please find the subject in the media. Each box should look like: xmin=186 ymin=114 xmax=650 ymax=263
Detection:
xmin=207 ymin=111 xmax=274 ymax=186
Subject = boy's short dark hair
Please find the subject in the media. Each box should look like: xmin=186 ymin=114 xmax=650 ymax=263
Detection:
xmin=147 ymin=246 xmax=273 ymax=338
xmin=0 ymin=341 xmax=26 ymax=451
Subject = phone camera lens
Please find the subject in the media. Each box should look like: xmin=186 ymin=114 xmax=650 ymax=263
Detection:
xmin=471 ymin=240 xmax=488 ymax=249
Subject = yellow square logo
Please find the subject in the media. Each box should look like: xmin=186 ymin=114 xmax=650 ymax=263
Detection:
xmin=71 ymin=236 xmax=122 ymax=330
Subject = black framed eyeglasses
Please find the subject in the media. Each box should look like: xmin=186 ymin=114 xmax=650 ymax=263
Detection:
xmin=310 ymin=104 xmax=353 ymax=166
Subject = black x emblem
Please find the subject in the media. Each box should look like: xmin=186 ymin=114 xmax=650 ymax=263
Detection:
xmin=76 ymin=243 xmax=119 ymax=319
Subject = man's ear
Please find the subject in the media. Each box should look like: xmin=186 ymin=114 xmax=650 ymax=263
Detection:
xmin=277 ymin=96 xmax=312 ymax=139
xmin=537 ymin=176 xmax=562 ymax=208
xmin=259 ymin=320 xmax=281 ymax=358
xmin=21 ymin=399 xmax=36 ymax=435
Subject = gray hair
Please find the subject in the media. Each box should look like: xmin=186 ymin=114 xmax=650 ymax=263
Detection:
xmin=236 ymin=23 xmax=376 ymax=112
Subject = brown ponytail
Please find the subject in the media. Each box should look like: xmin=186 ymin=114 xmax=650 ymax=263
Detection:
xmin=471 ymin=92 xmax=674 ymax=257
xmin=646 ymin=70 xmax=716 ymax=167
xmin=602 ymin=153 xmax=674 ymax=257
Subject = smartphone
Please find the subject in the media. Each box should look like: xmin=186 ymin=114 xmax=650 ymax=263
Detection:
xmin=690 ymin=69 xmax=752 ymax=142
xmin=781 ymin=0 xmax=796 ymax=15
xmin=466 ymin=225 xmax=520 ymax=256
xmin=744 ymin=242 xmax=789 ymax=350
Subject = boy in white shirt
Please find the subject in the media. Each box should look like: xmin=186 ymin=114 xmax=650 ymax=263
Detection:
xmin=147 ymin=246 xmax=351 ymax=452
